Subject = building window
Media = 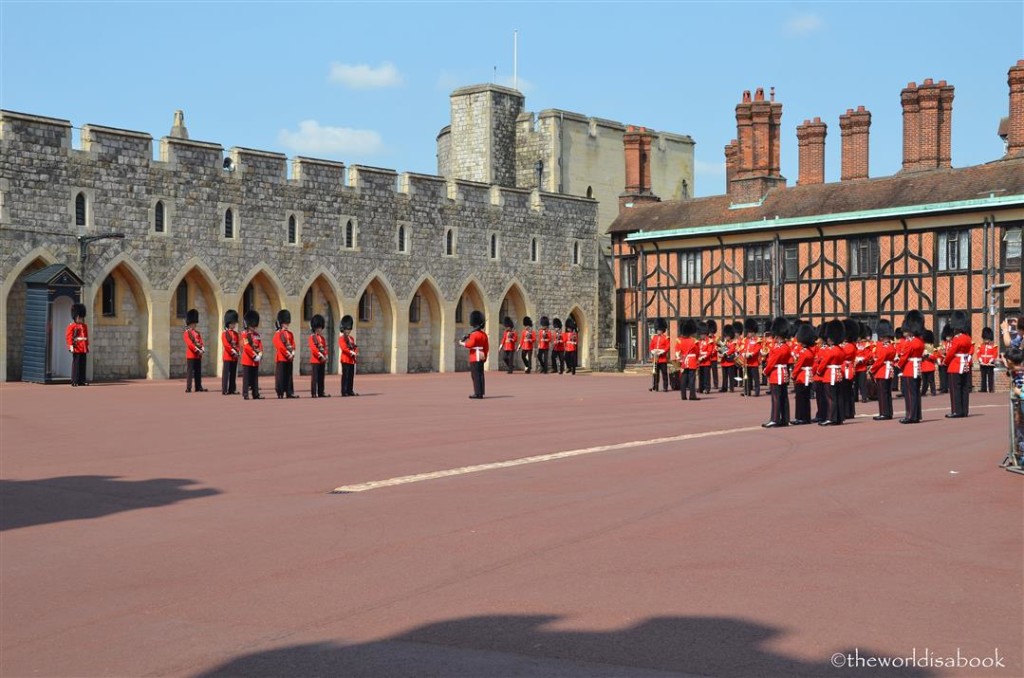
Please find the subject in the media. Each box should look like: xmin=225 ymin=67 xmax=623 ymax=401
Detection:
xmin=224 ymin=209 xmax=234 ymax=239
xmin=849 ymin=237 xmax=880 ymax=277
xmin=243 ymin=283 xmax=255 ymax=315
xmin=745 ymin=244 xmax=772 ymax=282
xmin=573 ymin=241 xmax=581 ymax=266
xmin=621 ymin=257 xmax=637 ymax=289
xmin=287 ymin=215 xmax=297 ymax=244
xmin=303 ymin=288 xmax=313 ymax=321
xmin=490 ymin=234 xmax=498 ymax=260
xmin=445 ymin=228 xmax=455 ymax=256
xmin=75 ymin=192 xmax=87 ymax=227
xmin=358 ymin=291 xmax=372 ymax=322
xmin=531 ymin=238 xmax=539 ymax=263
xmin=398 ymin=225 xmax=406 ymax=253
xmin=626 ymin=323 xmax=637 ymax=361
xmin=455 ymin=298 xmax=464 ymax=324
xmin=155 ymin=201 xmax=165 ymax=233
xmin=101 ymin=275 xmax=116 ymax=317
xmin=345 ymin=219 xmax=356 ymax=249
xmin=409 ymin=294 xmax=421 ymax=324
xmin=937 ymin=230 xmax=969 ymax=271
xmin=1003 ymin=227 xmax=1022 ymax=269
xmin=175 ymin=280 xmax=188 ymax=318
xmin=782 ymin=244 xmax=799 ymax=281
xmin=679 ymin=250 xmax=702 ymax=286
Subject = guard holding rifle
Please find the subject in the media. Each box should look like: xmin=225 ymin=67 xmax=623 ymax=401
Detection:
xmin=461 ymin=310 xmax=489 ymax=399
xmin=273 ymin=309 xmax=298 ymax=399
xmin=184 ymin=308 xmax=207 ymax=393
xmin=308 ymin=314 xmax=330 ymax=398
xmin=67 ymin=302 xmax=89 ymax=387
xmin=649 ymin=318 xmax=670 ymax=392
xmin=221 ymin=309 xmax=240 ymax=395
xmin=339 ymin=315 xmax=358 ymax=397
xmin=241 ymin=310 xmax=264 ymax=400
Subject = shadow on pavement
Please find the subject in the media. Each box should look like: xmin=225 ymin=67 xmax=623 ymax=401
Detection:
xmin=1 ymin=475 xmax=220 ymax=531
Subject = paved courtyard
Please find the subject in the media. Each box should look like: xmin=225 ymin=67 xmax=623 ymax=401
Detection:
xmin=1 ymin=372 xmax=1020 ymax=677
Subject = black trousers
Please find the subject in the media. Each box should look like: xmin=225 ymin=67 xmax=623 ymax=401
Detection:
xmin=71 ymin=352 xmax=87 ymax=385
xmin=310 ymin=362 xmax=327 ymax=397
xmin=938 ymin=366 xmax=949 ymax=393
xmin=745 ymin=366 xmax=761 ymax=396
xmin=980 ymin=366 xmax=995 ymax=393
xmin=876 ymin=378 xmax=893 ymax=418
xmin=565 ymin=351 xmax=577 ymax=375
xmin=503 ymin=350 xmax=515 ymax=373
xmin=242 ymin=364 xmax=260 ymax=398
xmin=903 ymin=376 xmax=922 ymax=421
xmin=698 ymin=365 xmax=710 ymax=393
xmin=222 ymin=360 xmax=238 ymax=394
xmin=470 ymin=361 xmax=485 ymax=397
xmin=553 ymin=350 xmax=565 ymax=374
xmin=521 ymin=349 xmax=533 ymax=374
xmin=814 ymin=382 xmax=827 ymax=422
xmin=794 ymin=383 xmax=812 ymax=422
xmin=826 ymin=382 xmax=845 ymax=424
xmin=275 ymin=361 xmax=295 ymax=397
xmin=652 ymin=362 xmax=668 ymax=391
xmin=186 ymin=358 xmax=203 ymax=391
xmin=769 ymin=383 xmax=790 ymax=425
xmin=948 ymin=372 xmax=970 ymax=417
xmin=920 ymin=371 xmax=936 ymax=396
xmin=721 ymin=365 xmax=736 ymax=392
xmin=341 ymin=362 xmax=356 ymax=395
xmin=537 ymin=348 xmax=549 ymax=373
xmin=856 ymin=372 xmax=869 ymax=402
xmin=680 ymin=369 xmax=697 ymax=400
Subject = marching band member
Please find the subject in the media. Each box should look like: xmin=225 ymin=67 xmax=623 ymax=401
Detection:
xmin=791 ymin=322 xmax=817 ymax=425
xmin=460 ymin=310 xmax=488 ymax=399
xmin=920 ymin=329 xmax=938 ymax=397
xmin=501 ymin=317 xmax=517 ymax=374
xmin=183 ymin=308 xmax=208 ymax=393
xmin=870 ymin=320 xmax=897 ymax=420
xmin=943 ymin=310 xmax=973 ymax=418
xmin=649 ymin=318 xmax=670 ymax=392
xmin=840 ymin=319 xmax=860 ymax=420
xmin=896 ymin=310 xmax=926 ymax=424
xmin=339 ymin=315 xmax=359 ymax=396
xmin=67 ymin=302 xmax=90 ymax=387
xmin=719 ymin=323 xmax=737 ymax=393
xmin=564 ymin=317 xmax=579 ymax=375
xmin=536 ymin=316 xmax=551 ymax=374
xmin=743 ymin=318 xmax=762 ymax=397
xmin=697 ymin=321 xmax=713 ymax=394
xmin=519 ymin=316 xmax=536 ymax=374
xmin=273 ymin=309 xmax=298 ymax=399
xmin=552 ymin=318 xmax=565 ymax=374
xmin=812 ymin=323 xmax=828 ymax=423
xmin=855 ymin=323 xmax=872 ymax=403
xmin=675 ymin=318 xmax=700 ymax=401
xmin=762 ymin=317 xmax=793 ymax=428
xmin=707 ymin=319 xmax=720 ymax=392
xmin=241 ymin=310 xmax=263 ymax=400
xmin=817 ymin=319 xmax=847 ymax=426
xmin=221 ymin=309 xmax=240 ymax=395
xmin=937 ymin=324 xmax=953 ymax=394
xmin=308 ymin=314 xmax=330 ymax=398
xmin=977 ymin=327 xmax=998 ymax=393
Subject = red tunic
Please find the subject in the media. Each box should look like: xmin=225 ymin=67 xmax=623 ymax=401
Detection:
xmin=943 ymin=333 xmax=974 ymax=375
xmin=241 ymin=330 xmax=263 ymax=367
xmin=976 ymin=342 xmax=999 ymax=366
xmin=649 ymin=333 xmax=670 ymax=364
xmin=66 ymin=321 xmax=89 ymax=353
xmin=744 ymin=337 xmax=762 ymax=367
xmin=896 ymin=336 xmax=926 ymax=378
xmin=184 ymin=327 xmax=205 ymax=360
xmin=464 ymin=329 xmax=489 ymax=363
xmin=816 ymin=345 xmax=846 ymax=385
xmin=309 ymin=333 xmax=329 ymax=364
xmin=564 ymin=330 xmax=578 ymax=353
xmin=720 ymin=339 xmax=737 ymax=368
xmin=501 ymin=330 xmax=517 ymax=352
xmin=553 ymin=331 xmax=565 ymax=351
xmin=674 ymin=337 xmax=699 ymax=370
xmin=339 ymin=333 xmax=358 ymax=365
xmin=221 ymin=328 xmax=240 ymax=362
xmin=708 ymin=333 xmax=719 ymax=364
xmin=520 ymin=329 xmax=535 ymax=350
xmin=697 ymin=337 xmax=713 ymax=368
xmin=273 ymin=329 xmax=296 ymax=362
xmin=792 ymin=344 xmax=816 ymax=386
xmin=870 ymin=343 xmax=897 ymax=380
xmin=763 ymin=342 xmax=793 ymax=385
xmin=537 ymin=328 xmax=551 ymax=350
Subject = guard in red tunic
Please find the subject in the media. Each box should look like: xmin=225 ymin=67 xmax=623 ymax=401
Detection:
xmin=273 ymin=309 xmax=298 ymax=399
xmin=339 ymin=315 xmax=358 ymax=397
xmin=855 ymin=323 xmax=872 ymax=403
xmin=66 ymin=302 xmax=89 ymax=386
xmin=460 ymin=310 xmax=488 ymax=398
xmin=977 ymin=327 xmax=998 ymax=393
xmin=552 ymin=318 xmax=565 ymax=374
xmin=519 ymin=316 xmax=536 ymax=374
xmin=564 ymin=316 xmax=579 ymax=375
xmin=840 ymin=319 xmax=860 ymax=420
xmin=942 ymin=310 xmax=973 ymax=418
xmin=675 ymin=318 xmax=699 ymax=401
xmin=183 ymin=309 xmax=208 ymax=393
xmin=501 ymin=317 xmax=517 ymax=374
xmin=707 ymin=319 xmax=720 ymax=392
xmin=697 ymin=321 xmax=713 ymax=394
xmin=649 ymin=318 xmax=670 ymax=392
xmin=937 ymin=324 xmax=953 ymax=394
xmin=719 ymin=323 xmax=737 ymax=393
xmin=241 ymin=310 xmax=264 ymax=400
xmin=743 ymin=318 xmax=762 ymax=397
xmin=816 ymin=319 xmax=847 ymax=426
xmin=791 ymin=322 xmax=817 ymax=424
xmin=920 ymin=329 xmax=939 ymax=397
xmin=221 ymin=309 xmax=240 ymax=395
xmin=870 ymin=320 xmax=897 ymax=420
xmin=895 ymin=310 xmax=926 ymax=423
xmin=536 ymin=316 xmax=552 ymax=374
xmin=762 ymin=317 xmax=793 ymax=427
xmin=308 ymin=314 xmax=330 ymax=398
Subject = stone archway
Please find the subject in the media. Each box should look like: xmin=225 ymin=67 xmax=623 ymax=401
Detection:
xmin=168 ymin=266 xmax=219 ymax=378
xmin=354 ymin=276 xmax=396 ymax=374
xmin=238 ymin=269 xmax=285 ymax=377
xmin=299 ymin=274 xmax=342 ymax=376
xmin=91 ymin=262 xmax=149 ymax=380
xmin=4 ymin=254 xmax=54 ymax=381
xmin=454 ymin=280 xmax=486 ymax=373
xmin=407 ymin=278 xmax=443 ymax=373
xmin=567 ymin=306 xmax=589 ymax=369
xmin=497 ymin=282 xmax=529 ymax=370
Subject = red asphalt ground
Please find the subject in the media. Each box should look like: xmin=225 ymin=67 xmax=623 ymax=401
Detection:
xmin=1 ymin=372 xmax=1021 ymax=678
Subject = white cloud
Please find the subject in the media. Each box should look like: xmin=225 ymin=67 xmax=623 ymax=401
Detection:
xmin=328 ymin=62 xmax=403 ymax=89
xmin=784 ymin=13 xmax=824 ymax=36
xmin=278 ymin=121 xmax=383 ymax=156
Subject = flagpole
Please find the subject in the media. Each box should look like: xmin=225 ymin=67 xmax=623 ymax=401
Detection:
xmin=513 ymin=30 xmax=518 ymax=90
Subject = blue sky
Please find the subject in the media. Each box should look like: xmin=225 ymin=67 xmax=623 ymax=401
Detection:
xmin=2 ymin=1 xmax=1021 ymax=197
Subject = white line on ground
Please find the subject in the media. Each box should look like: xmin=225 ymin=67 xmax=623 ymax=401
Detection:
xmin=330 ymin=403 xmax=1005 ymax=494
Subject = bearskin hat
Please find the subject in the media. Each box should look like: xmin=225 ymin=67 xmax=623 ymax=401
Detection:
xmin=523 ymin=316 xmax=533 ymax=328
xmin=696 ymin=320 xmax=709 ymax=337
xmin=539 ymin=315 xmax=550 ymax=328
xmin=744 ymin=317 xmax=759 ymax=334
xmin=796 ymin=322 xmax=817 ymax=348
xmin=922 ymin=329 xmax=935 ymax=345
xmin=71 ymin=303 xmax=87 ymax=320
xmin=503 ymin=316 xmax=514 ymax=329
xmin=310 ymin=314 xmax=325 ymax=331
xmin=186 ymin=308 xmax=199 ymax=325
xmin=860 ymin=323 xmax=871 ymax=340
xmin=816 ymin=322 xmax=827 ymax=341
xmin=277 ymin=309 xmax=291 ymax=326
xmin=243 ymin=310 xmax=260 ymax=328
xmin=825 ymin=319 xmax=846 ymax=344
xmin=876 ymin=319 xmax=895 ymax=339
xmin=552 ymin=318 xmax=563 ymax=330
xmin=771 ymin=316 xmax=791 ymax=340
xmin=340 ymin=315 xmax=354 ymax=331
xmin=723 ymin=324 xmax=735 ymax=340
xmin=654 ymin=317 xmax=668 ymax=333
xmin=706 ymin=319 xmax=718 ymax=334
xmin=224 ymin=309 xmax=239 ymax=327
xmin=468 ymin=310 xmax=485 ymax=330
xmin=680 ymin=318 xmax=697 ymax=337
xmin=842 ymin=319 xmax=860 ymax=344
xmin=566 ymin=317 xmax=577 ymax=331
xmin=941 ymin=323 xmax=954 ymax=340
xmin=982 ymin=326 xmax=994 ymax=341
xmin=949 ymin=309 xmax=970 ymax=335
xmin=902 ymin=310 xmax=925 ymax=337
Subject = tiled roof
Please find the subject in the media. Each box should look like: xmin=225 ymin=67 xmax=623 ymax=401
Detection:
xmin=609 ymin=157 xmax=1024 ymax=236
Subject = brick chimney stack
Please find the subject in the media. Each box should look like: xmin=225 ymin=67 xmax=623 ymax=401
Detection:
xmin=796 ymin=118 xmax=827 ymax=185
xmin=839 ymin=106 xmax=871 ymax=180
xmin=724 ymin=139 xmax=739 ymax=190
xmin=729 ymin=87 xmax=786 ymax=203
xmin=901 ymin=78 xmax=954 ymax=172
xmin=1006 ymin=60 xmax=1024 ymax=158
xmin=619 ymin=125 xmax=660 ymax=212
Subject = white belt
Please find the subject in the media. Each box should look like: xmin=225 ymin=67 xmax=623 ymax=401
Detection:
xmin=909 ymin=357 xmax=922 ymax=379
xmin=827 ymin=364 xmax=843 ymax=385
xmin=775 ymin=365 xmax=788 ymax=382
xmin=883 ymin=360 xmax=893 ymax=380
xmin=472 ymin=347 xmax=485 ymax=359
xmin=956 ymin=353 xmax=971 ymax=374
xmin=802 ymin=366 xmax=813 ymax=384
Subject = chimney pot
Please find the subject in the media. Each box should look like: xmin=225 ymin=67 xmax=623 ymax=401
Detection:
xmin=754 ymin=87 xmax=765 ymax=102
xmin=857 ymin=105 xmax=866 ymax=112
xmin=923 ymin=78 xmax=934 ymax=85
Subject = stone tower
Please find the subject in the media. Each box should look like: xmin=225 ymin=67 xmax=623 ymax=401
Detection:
xmin=439 ymin=84 xmax=524 ymax=187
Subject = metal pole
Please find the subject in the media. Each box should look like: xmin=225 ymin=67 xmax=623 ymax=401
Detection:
xmin=513 ymin=30 xmax=518 ymax=91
